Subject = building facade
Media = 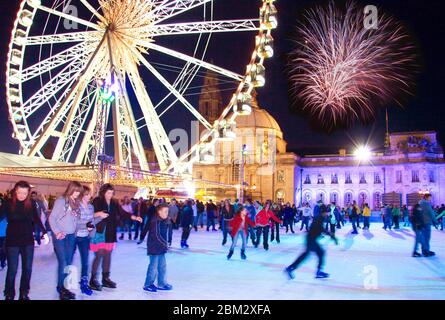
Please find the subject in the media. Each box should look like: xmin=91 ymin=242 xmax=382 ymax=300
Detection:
xmin=296 ymin=132 xmax=445 ymax=209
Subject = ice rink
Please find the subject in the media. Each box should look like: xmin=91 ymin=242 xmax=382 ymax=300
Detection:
xmin=1 ymin=222 xmax=445 ymax=300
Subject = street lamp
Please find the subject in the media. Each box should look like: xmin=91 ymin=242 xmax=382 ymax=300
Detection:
xmin=354 ymin=145 xmax=372 ymax=161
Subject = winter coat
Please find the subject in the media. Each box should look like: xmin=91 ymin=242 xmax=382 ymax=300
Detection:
xmin=0 ymin=199 xmax=46 ymax=247
xmin=146 ymin=215 xmax=169 ymax=256
xmin=230 ymin=214 xmax=255 ymax=238
xmin=221 ymin=205 xmax=234 ymax=220
xmin=410 ymin=206 xmax=425 ymax=231
xmin=392 ymin=207 xmax=401 ymax=216
xmin=167 ymin=204 xmax=179 ymax=225
xmin=180 ymin=205 xmax=194 ymax=228
xmin=363 ymin=207 xmax=371 ymax=217
xmin=283 ymin=207 xmax=294 ymax=220
xmin=419 ymin=199 xmax=436 ymax=225
xmin=92 ymin=197 xmax=132 ymax=243
xmin=49 ymin=197 xmax=80 ymax=235
xmin=255 ymin=209 xmax=281 ymax=227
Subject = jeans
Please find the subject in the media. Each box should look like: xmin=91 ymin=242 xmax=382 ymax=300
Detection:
xmin=363 ymin=217 xmax=370 ymax=229
xmin=144 ymin=254 xmax=167 ymax=287
xmin=222 ymin=220 xmax=232 ymax=244
xmin=284 ymin=218 xmax=294 ymax=233
xmin=414 ymin=228 xmax=425 ymax=253
xmin=288 ymin=238 xmax=324 ymax=272
xmin=52 ymin=233 xmax=76 ymax=290
xmin=255 ymin=226 xmax=270 ymax=249
xmin=181 ymin=226 xmax=191 ymax=242
xmin=247 ymin=226 xmax=256 ymax=244
xmin=34 ymin=225 xmax=41 ymax=245
xmin=166 ymin=223 xmax=174 ymax=245
xmin=329 ymin=223 xmax=336 ymax=235
xmin=198 ymin=213 xmax=204 ymax=227
xmin=0 ymin=237 xmax=6 ymax=268
xmin=207 ymin=212 xmax=216 ymax=231
xmin=193 ymin=216 xmax=198 ymax=230
xmin=75 ymin=236 xmax=90 ymax=278
xmin=383 ymin=215 xmax=392 ymax=230
xmin=300 ymin=216 xmax=310 ymax=231
xmin=393 ymin=216 xmax=400 ymax=229
xmin=134 ymin=220 xmax=143 ymax=239
xmin=423 ymin=224 xmax=432 ymax=253
xmin=4 ymin=245 xmax=34 ymax=297
xmin=270 ymin=222 xmax=280 ymax=242
xmin=351 ymin=217 xmax=358 ymax=233
xmin=230 ymin=230 xmax=247 ymax=251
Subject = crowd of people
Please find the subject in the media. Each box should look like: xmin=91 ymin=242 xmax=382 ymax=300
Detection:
xmin=0 ymin=180 xmax=442 ymax=300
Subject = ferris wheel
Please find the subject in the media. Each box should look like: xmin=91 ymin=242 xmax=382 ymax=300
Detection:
xmin=6 ymin=0 xmax=277 ymax=175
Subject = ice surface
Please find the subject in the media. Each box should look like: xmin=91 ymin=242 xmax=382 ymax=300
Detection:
xmin=1 ymin=222 xmax=445 ymax=300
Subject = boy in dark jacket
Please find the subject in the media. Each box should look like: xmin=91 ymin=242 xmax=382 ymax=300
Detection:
xmin=285 ymin=210 xmax=338 ymax=279
xmin=143 ymin=203 xmax=173 ymax=293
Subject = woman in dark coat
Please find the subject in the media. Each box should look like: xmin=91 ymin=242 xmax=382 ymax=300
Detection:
xmin=90 ymin=184 xmax=142 ymax=291
xmin=0 ymin=181 xmax=49 ymax=300
xmin=180 ymin=200 xmax=194 ymax=248
xmin=221 ymin=199 xmax=235 ymax=246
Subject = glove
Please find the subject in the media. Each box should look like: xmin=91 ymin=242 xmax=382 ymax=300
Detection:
xmin=41 ymin=233 xmax=50 ymax=245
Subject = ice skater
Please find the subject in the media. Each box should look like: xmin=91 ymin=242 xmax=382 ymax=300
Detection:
xmin=285 ymin=209 xmax=338 ymax=279
xmin=227 ymin=206 xmax=255 ymax=260
xmin=143 ymin=203 xmax=173 ymax=293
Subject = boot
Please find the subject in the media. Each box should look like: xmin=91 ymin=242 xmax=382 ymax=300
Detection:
xmin=129 ymin=234 xmax=132 ymax=240
xmin=284 ymin=267 xmax=295 ymax=280
xmin=184 ymin=241 xmax=189 ymax=248
xmin=89 ymin=275 xmax=102 ymax=291
xmin=19 ymin=293 xmax=30 ymax=301
xmin=4 ymin=294 xmax=14 ymax=301
xmin=180 ymin=240 xmax=186 ymax=248
xmin=80 ymin=277 xmax=93 ymax=296
xmin=102 ymin=273 xmax=117 ymax=289
xmin=315 ymin=270 xmax=329 ymax=279
xmin=240 ymin=249 xmax=247 ymax=260
xmin=227 ymin=249 xmax=234 ymax=260
xmin=59 ymin=287 xmax=76 ymax=300
xmin=119 ymin=234 xmax=124 ymax=240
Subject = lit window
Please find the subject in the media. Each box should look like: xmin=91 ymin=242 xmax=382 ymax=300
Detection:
xmin=412 ymin=170 xmax=420 ymax=183
xmin=359 ymin=173 xmax=367 ymax=184
xmin=331 ymin=173 xmax=338 ymax=184
xmin=317 ymin=174 xmax=324 ymax=184
xmin=345 ymin=172 xmax=352 ymax=184
xmin=374 ymin=173 xmax=381 ymax=184
xmin=304 ymin=174 xmax=311 ymax=184
xmin=396 ymin=171 xmax=402 ymax=184
xmin=429 ymin=171 xmax=435 ymax=183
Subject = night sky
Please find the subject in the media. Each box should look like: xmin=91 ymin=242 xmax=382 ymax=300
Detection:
xmin=0 ymin=0 xmax=444 ymax=158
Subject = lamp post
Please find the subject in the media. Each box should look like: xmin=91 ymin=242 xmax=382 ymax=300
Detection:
xmin=300 ymin=168 xmax=303 ymax=206
xmin=239 ymin=144 xmax=247 ymax=204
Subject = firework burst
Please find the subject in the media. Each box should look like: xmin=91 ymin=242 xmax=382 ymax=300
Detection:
xmin=289 ymin=1 xmax=418 ymax=129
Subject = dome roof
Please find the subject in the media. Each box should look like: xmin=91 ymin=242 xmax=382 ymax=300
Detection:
xmin=232 ymin=91 xmax=282 ymax=134
xmin=235 ymin=107 xmax=282 ymax=133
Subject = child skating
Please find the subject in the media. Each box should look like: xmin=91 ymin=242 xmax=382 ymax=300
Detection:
xmin=143 ymin=203 xmax=173 ymax=293
xmin=285 ymin=209 xmax=338 ymax=279
xmin=227 ymin=205 xmax=256 ymax=260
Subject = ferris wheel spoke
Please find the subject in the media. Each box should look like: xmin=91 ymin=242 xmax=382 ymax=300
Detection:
xmin=152 ymin=0 xmax=212 ymax=25
xmin=59 ymin=82 xmax=99 ymax=162
xmin=35 ymin=3 xmax=101 ymax=31
xmin=27 ymin=34 xmax=109 ymax=158
xmin=114 ymin=71 xmax=149 ymax=170
xmin=127 ymin=66 xmax=178 ymax=171
xmin=25 ymin=31 xmax=101 ymax=46
xmin=150 ymin=19 xmax=260 ymax=36
xmin=144 ymin=42 xmax=242 ymax=81
xmin=21 ymin=43 xmax=91 ymax=82
xmin=142 ymin=59 xmax=212 ymax=130
xmin=22 ymin=61 xmax=84 ymax=119
xmin=80 ymin=0 xmax=107 ymax=24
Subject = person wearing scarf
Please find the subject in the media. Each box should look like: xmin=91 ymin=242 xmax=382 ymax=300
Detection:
xmin=49 ymin=181 xmax=83 ymax=300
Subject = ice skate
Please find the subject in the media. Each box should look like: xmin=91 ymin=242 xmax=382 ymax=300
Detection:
xmin=156 ymin=284 xmax=173 ymax=291
xmin=227 ymin=249 xmax=234 ymax=260
xmin=80 ymin=277 xmax=93 ymax=296
xmin=240 ymin=249 xmax=247 ymax=260
xmin=315 ymin=271 xmax=329 ymax=279
xmin=284 ymin=267 xmax=295 ymax=280
xmin=143 ymin=284 xmax=157 ymax=293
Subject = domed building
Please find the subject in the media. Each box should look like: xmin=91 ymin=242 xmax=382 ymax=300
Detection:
xmin=193 ymin=71 xmax=298 ymax=203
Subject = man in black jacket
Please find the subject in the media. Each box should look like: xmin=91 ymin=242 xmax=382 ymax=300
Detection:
xmin=285 ymin=210 xmax=338 ymax=279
